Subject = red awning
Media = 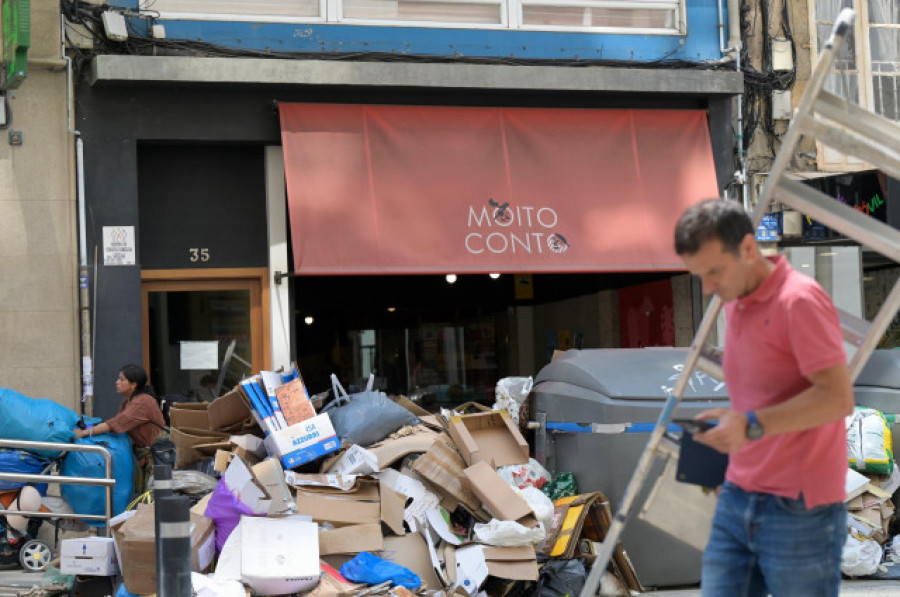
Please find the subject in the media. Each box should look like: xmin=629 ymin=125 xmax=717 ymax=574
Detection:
xmin=280 ymin=104 xmax=719 ymax=274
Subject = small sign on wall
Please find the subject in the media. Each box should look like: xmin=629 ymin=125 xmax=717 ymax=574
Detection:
xmin=103 ymin=226 xmax=136 ymax=266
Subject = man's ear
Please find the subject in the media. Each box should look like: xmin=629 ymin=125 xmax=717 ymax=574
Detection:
xmin=739 ymin=233 xmax=756 ymax=259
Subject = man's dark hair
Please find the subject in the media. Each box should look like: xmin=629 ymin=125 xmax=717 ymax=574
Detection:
xmin=674 ymin=199 xmax=754 ymax=256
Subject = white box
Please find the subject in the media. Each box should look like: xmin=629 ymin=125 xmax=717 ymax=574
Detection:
xmin=264 ymin=412 xmax=341 ymax=469
xmin=60 ymin=537 xmax=119 ymax=576
xmin=241 ymin=517 xmax=319 ymax=595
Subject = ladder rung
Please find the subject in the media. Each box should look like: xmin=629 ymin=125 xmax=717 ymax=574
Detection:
xmin=775 ymin=178 xmax=900 ymax=264
xmin=837 ymin=308 xmax=871 ymax=348
xmin=797 ymin=113 xmax=900 ymax=181
xmin=696 ymin=346 xmax=724 ymax=380
xmin=813 ymin=91 xmax=900 ymax=160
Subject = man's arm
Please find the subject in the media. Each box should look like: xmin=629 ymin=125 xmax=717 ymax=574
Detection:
xmin=695 ymin=362 xmax=854 ymax=454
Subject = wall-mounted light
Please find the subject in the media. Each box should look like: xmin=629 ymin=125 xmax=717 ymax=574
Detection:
xmin=304 ymin=316 xmax=314 ymax=325
xmin=489 ymin=273 xmax=501 ymax=279
xmin=446 ymin=274 xmax=457 ymax=284
xmin=387 ymin=307 xmax=396 ymax=312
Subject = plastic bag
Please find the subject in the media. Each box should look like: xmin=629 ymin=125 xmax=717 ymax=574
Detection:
xmin=0 ymin=387 xmax=82 ymax=458
xmin=498 ymin=458 xmax=551 ymax=491
xmin=60 ymin=429 xmax=134 ymax=526
xmin=204 ymin=480 xmax=258 ymax=552
xmin=841 ymin=534 xmax=881 ymax=577
xmin=0 ymin=449 xmax=50 ymax=493
xmin=847 ymin=407 xmax=894 ymax=475
xmin=535 ymin=558 xmax=586 ymax=597
xmin=473 ymin=518 xmax=546 ymax=546
xmin=493 ymin=377 xmax=533 ymax=425
xmin=516 ymin=486 xmax=554 ymax=529
xmin=324 ymin=374 xmax=418 ymax=447
xmin=542 ymin=472 xmax=578 ymax=500
xmin=339 ymin=552 xmax=422 ymax=589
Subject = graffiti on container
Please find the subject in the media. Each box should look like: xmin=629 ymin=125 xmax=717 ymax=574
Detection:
xmin=660 ymin=363 xmax=725 ymax=398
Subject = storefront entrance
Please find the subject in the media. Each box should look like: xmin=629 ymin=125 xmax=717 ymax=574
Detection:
xmin=141 ymin=268 xmax=270 ymax=399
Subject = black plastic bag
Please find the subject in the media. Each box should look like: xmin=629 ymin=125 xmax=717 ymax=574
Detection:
xmin=535 ymin=558 xmax=586 ymax=597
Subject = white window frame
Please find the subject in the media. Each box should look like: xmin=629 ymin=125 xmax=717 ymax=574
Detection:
xmin=809 ymin=1 xmax=900 ymax=171
xmin=139 ymin=0 xmax=686 ymax=33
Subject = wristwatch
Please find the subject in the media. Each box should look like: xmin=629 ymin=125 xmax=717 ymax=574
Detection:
xmin=746 ymin=411 xmax=765 ymax=440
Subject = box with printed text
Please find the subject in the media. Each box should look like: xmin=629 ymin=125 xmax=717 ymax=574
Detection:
xmin=264 ymin=412 xmax=341 ymax=469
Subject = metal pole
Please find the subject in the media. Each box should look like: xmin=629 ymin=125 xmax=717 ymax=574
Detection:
xmin=156 ymin=493 xmax=192 ymax=597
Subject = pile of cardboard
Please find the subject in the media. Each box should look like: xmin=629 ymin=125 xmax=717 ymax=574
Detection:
xmin=846 ymin=467 xmax=898 ymax=545
xmin=105 ymin=377 xmax=642 ymax=597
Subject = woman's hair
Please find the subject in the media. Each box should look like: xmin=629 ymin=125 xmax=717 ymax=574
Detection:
xmin=119 ymin=364 xmax=154 ymax=397
xmin=674 ymin=198 xmax=754 ymax=257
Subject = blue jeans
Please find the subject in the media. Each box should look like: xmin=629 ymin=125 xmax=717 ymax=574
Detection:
xmin=701 ymin=481 xmax=846 ymax=597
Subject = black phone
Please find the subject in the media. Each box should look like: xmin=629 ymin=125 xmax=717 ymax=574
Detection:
xmin=673 ymin=418 xmax=717 ymax=434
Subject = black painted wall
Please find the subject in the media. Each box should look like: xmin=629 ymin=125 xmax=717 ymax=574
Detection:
xmin=75 ymin=77 xmax=735 ymax=418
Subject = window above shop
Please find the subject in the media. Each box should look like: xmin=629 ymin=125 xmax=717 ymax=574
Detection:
xmin=139 ymin=0 xmax=686 ymax=34
xmin=812 ymin=0 xmax=899 ymax=170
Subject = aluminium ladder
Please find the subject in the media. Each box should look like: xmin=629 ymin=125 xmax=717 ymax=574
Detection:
xmin=581 ymin=8 xmax=900 ymax=596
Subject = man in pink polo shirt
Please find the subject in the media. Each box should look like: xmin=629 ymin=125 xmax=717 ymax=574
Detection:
xmin=673 ymin=199 xmax=854 ymax=597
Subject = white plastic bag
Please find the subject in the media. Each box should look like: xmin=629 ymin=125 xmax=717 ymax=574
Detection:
xmin=473 ymin=518 xmax=546 ymax=546
xmin=888 ymin=535 xmax=900 ymax=564
xmin=493 ymin=377 xmax=533 ymax=425
xmin=515 ymin=486 xmax=554 ymax=529
xmin=841 ymin=534 xmax=881 ymax=577
xmin=498 ymin=457 xmax=551 ymax=491
xmin=846 ymin=407 xmax=894 ymax=475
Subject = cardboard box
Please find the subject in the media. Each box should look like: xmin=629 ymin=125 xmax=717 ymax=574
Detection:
xmin=241 ymin=516 xmax=319 ymax=595
xmin=113 ymin=504 xmax=216 ymax=595
xmin=319 ymin=523 xmax=384 ymax=556
xmin=412 ymin=434 xmax=488 ymax=520
xmin=264 ymin=412 xmax=341 ymax=469
xmin=170 ymin=426 xmax=230 ymax=468
xmin=60 ymin=537 xmax=119 ymax=576
xmin=252 ymin=457 xmax=294 ymax=515
xmin=222 ymin=455 xmax=271 ymax=515
xmin=209 ymin=388 xmax=255 ymax=432
xmin=463 ymin=461 xmax=535 ymax=524
xmin=169 ymin=402 xmax=211 ymax=431
xmin=447 ymin=544 xmax=538 ymax=591
xmin=447 ymin=411 xmax=529 ymax=467
xmin=296 ymin=477 xmax=407 ymax=534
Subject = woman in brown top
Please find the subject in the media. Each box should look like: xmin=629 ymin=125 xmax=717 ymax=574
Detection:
xmin=72 ymin=364 xmax=167 ymax=494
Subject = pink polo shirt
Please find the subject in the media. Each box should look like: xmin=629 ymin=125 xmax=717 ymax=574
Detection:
xmin=723 ymin=255 xmax=848 ymax=508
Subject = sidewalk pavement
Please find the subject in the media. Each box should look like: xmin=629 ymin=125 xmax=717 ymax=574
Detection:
xmin=1 ymin=568 xmax=898 ymax=596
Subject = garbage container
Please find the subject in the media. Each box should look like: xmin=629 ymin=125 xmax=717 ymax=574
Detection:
xmin=530 ymin=348 xmax=730 ymax=588
xmin=854 ymin=349 xmax=900 ymax=459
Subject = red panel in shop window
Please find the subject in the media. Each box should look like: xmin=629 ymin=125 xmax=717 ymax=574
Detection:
xmin=618 ymin=278 xmax=676 ymax=348
xmin=279 ymin=103 xmax=719 ymax=274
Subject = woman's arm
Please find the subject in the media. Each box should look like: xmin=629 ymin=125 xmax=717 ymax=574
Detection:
xmin=72 ymin=420 xmax=111 ymax=439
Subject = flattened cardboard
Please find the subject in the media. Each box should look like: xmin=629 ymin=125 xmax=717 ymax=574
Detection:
xmin=222 ymin=454 xmax=271 ymax=515
xmin=251 ymin=457 xmax=294 ymax=514
xmin=319 ymin=523 xmax=384 ymax=555
xmin=369 ymin=429 xmax=440 ymax=469
xmin=412 ymin=434 xmax=488 ymax=520
xmin=380 ymin=534 xmax=444 ymax=590
xmin=381 ymin=481 xmax=409 ymax=536
xmin=295 ymin=480 xmax=381 ymax=526
xmin=171 ymin=426 xmax=230 ymax=468
xmin=463 ymin=461 xmax=533 ymax=523
xmin=482 ymin=545 xmax=539 ymax=581
xmin=447 ymin=411 xmax=529 ymax=467
xmin=208 ymin=388 xmax=255 ymax=432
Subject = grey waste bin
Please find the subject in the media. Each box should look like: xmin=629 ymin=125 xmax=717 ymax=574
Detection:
xmin=854 ymin=349 xmax=900 ymax=458
xmin=530 ymin=347 xmax=730 ymax=588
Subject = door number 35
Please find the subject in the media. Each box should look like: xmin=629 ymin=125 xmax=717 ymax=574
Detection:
xmin=189 ymin=248 xmax=210 ymax=262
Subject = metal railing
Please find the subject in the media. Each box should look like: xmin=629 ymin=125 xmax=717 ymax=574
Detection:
xmin=0 ymin=438 xmax=115 ymax=537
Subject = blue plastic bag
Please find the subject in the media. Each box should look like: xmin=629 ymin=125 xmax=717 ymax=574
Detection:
xmin=339 ymin=552 xmax=422 ymax=589
xmin=60 ymin=427 xmax=134 ymax=526
xmin=0 ymin=387 xmax=82 ymax=458
xmin=0 ymin=449 xmax=50 ymax=494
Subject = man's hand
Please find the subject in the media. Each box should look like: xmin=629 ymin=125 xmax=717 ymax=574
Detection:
xmin=691 ymin=408 xmax=749 ymax=454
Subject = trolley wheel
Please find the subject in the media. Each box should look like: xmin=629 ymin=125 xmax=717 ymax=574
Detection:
xmin=19 ymin=539 xmax=52 ymax=573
